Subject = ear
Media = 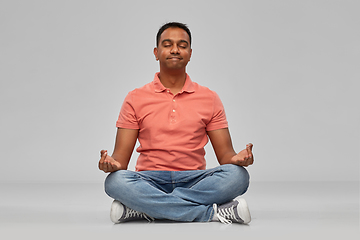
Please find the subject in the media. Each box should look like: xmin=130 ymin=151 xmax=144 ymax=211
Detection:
xmin=153 ymin=47 xmax=159 ymax=61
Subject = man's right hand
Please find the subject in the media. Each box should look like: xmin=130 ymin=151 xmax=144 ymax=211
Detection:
xmin=98 ymin=150 xmax=122 ymax=173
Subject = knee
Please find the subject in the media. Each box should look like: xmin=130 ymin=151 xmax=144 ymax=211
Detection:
xmin=104 ymin=170 xmax=127 ymax=197
xmin=234 ymin=165 xmax=250 ymax=182
xmin=221 ymin=164 xmax=250 ymax=194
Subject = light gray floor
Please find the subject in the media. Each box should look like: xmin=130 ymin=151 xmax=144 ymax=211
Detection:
xmin=1 ymin=181 xmax=358 ymax=240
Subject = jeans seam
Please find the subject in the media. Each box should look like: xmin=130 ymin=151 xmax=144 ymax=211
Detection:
xmin=188 ymin=168 xmax=222 ymax=189
xmin=208 ymin=205 xmax=215 ymax=222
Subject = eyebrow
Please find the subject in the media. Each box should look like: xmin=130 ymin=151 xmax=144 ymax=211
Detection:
xmin=161 ymin=39 xmax=189 ymax=45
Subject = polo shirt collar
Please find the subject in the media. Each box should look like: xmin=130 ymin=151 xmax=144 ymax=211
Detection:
xmin=153 ymin=72 xmax=195 ymax=93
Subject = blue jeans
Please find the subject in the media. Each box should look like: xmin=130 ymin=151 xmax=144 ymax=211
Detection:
xmin=104 ymin=164 xmax=249 ymax=222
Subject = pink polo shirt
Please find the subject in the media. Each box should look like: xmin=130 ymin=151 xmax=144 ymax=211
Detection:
xmin=116 ymin=73 xmax=228 ymax=171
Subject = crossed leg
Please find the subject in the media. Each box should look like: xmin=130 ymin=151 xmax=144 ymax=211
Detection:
xmin=104 ymin=164 xmax=249 ymax=222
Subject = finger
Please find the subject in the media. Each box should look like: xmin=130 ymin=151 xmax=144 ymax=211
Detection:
xmin=99 ymin=150 xmax=107 ymax=163
xmin=100 ymin=150 xmax=107 ymax=157
xmin=99 ymin=153 xmax=106 ymax=169
xmin=246 ymin=148 xmax=251 ymax=158
xmin=241 ymin=159 xmax=249 ymax=167
xmin=100 ymin=160 xmax=106 ymax=170
xmin=247 ymin=143 xmax=253 ymax=155
xmin=104 ymin=161 xmax=111 ymax=172
xmin=103 ymin=152 xmax=109 ymax=163
xmin=109 ymin=162 xmax=116 ymax=172
xmin=247 ymin=144 xmax=254 ymax=163
xmin=242 ymin=159 xmax=250 ymax=167
xmin=99 ymin=161 xmax=107 ymax=172
xmin=247 ymin=156 xmax=254 ymax=166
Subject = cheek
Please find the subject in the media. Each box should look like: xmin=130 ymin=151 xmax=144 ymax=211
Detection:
xmin=184 ymin=53 xmax=191 ymax=61
xmin=159 ymin=51 xmax=168 ymax=58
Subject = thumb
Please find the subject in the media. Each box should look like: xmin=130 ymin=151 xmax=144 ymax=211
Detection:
xmin=247 ymin=143 xmax=253 ymax=151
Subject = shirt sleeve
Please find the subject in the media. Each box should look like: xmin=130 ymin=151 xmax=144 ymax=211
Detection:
xmin=116 ymin=91 xmax=140 ymax=129
xmin=206 ymin=91 xmax=228 ymax=131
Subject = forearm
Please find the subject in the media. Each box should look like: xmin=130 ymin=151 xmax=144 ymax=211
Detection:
xmin=110 ymin=128 xmax=138 ymax=171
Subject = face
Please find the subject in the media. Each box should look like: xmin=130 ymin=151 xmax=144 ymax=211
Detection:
xmin=154 ymin=27 xmax=192 ymax=71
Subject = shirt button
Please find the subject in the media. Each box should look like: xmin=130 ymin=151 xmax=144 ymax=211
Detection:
xmin=172 ymin=109 xmax=176 ymax=112
xmin=167 ymin=90 xmax=170 ymax=93
xmin=173 ymin=99 xmax=175 ymax=102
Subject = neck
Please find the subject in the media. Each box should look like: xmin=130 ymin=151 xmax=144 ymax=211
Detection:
xmin=158 ymin=68 xmax=187 ymax=92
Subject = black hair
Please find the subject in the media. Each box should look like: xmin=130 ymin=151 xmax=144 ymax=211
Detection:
xmin=156 ymin=22 xmax=192 ymax=47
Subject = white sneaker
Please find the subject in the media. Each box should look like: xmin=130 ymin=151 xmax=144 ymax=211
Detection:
xmin=110 ymin=200 xmax=154 ymax=223
xmin=213 ymin=196 xmax=251 ymax=224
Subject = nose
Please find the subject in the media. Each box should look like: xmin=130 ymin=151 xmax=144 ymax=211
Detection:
xmin=170 ymin=44 xmax=180 ymax=54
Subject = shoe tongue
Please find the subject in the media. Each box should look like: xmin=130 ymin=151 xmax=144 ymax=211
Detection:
xmin=219 ymin=201 xmax=242 ymax=222
xmin=220 ymin=200 xmax=237 ymax=209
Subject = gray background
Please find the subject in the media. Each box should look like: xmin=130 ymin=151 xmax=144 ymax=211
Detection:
xmin=0 ymin=0 xmax=359 ymax=183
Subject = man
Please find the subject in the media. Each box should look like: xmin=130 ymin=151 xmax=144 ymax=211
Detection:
xmin=98 ymin=22 xmax=254 ymax=224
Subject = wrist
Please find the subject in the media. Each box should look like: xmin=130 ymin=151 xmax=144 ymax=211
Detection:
xmin=219 ymin=152 xmax=237 ymax=165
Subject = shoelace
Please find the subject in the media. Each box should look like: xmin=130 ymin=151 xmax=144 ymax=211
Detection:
xmin=213 ymin=203 xmax=236 ymax=224
xmin=124 ymin=207 xmax=154 ymax=222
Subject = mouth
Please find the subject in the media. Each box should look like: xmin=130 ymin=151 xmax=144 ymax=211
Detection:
xmin=167 ymin=56 xmax=182 ymax=60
